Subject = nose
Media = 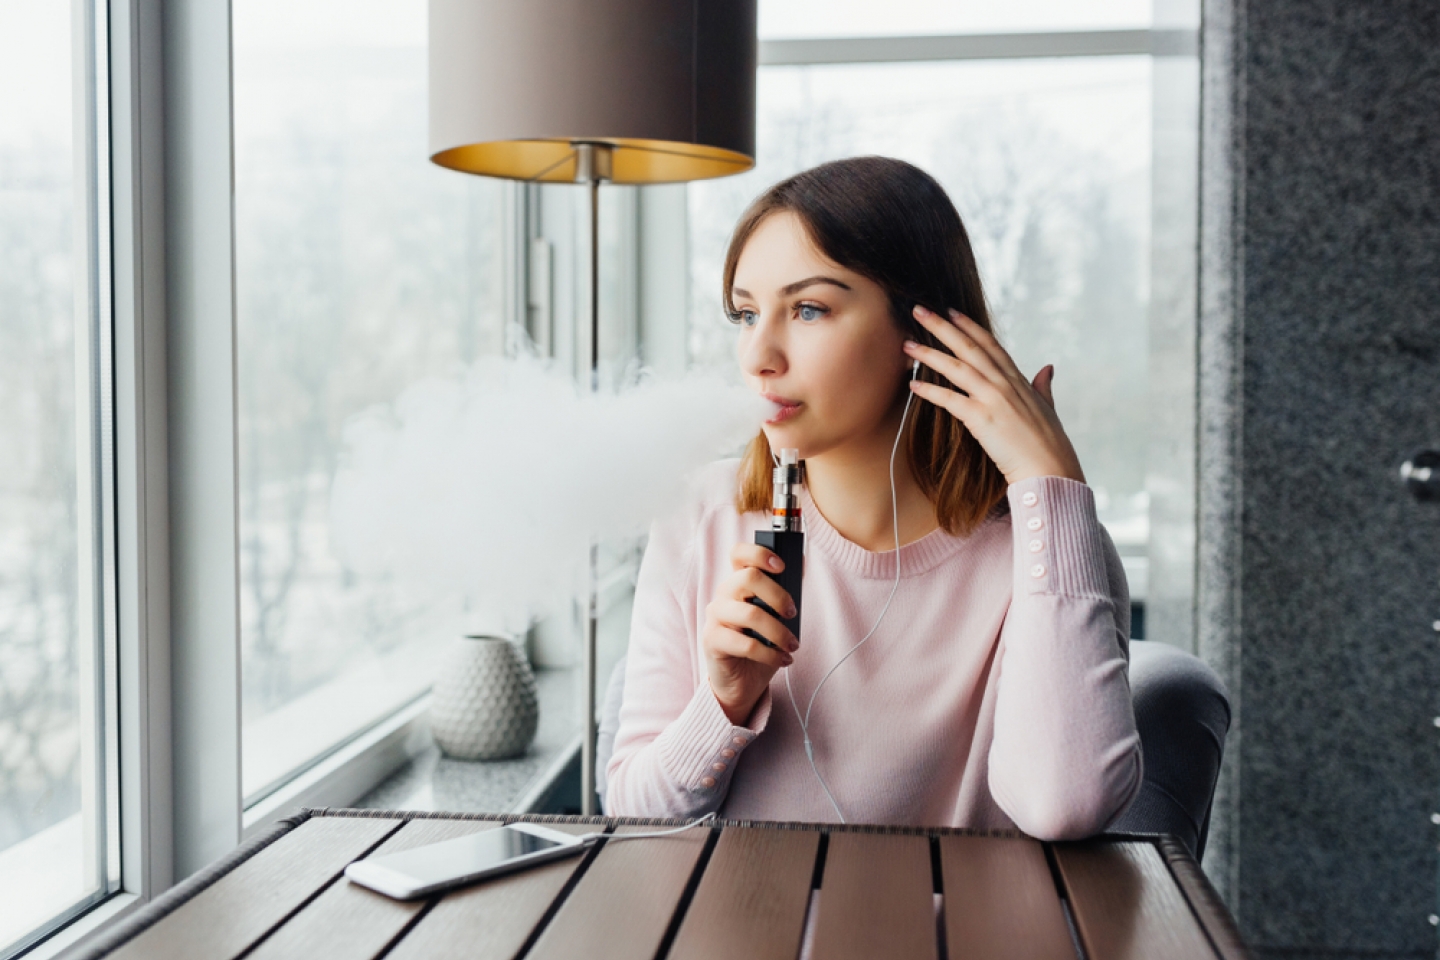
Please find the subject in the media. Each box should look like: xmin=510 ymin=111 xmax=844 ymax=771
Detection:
xmin=738 ymin=310 xmax=786 ymax=379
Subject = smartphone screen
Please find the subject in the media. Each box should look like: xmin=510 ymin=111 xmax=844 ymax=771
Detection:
xmin=371 ymin=827 xmax=569 ymax=889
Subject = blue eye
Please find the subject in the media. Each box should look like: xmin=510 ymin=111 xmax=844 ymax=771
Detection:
xmin=797 ymin=303 xmax=826 ymax=322
xmin=729 ymin=308 xmax=758 ymax=327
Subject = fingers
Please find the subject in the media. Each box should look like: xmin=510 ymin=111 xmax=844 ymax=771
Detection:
xmin=705 ymin=599 xmax=796 ymax=668
xmin=715 ymin=594 xmax=798 ymax=650
xmin=941 ymin=308 xmax=1016 ymax=375
xmin=908 ymin=378 xmax=981 ymax=425
xmin=1031 ymin=364 xmax=1056 ymax=408
xmin=911 ymin=306 xmax=1058 ymax=418
xmin=721 ymin=562 xmax=797 ymax=619
xmin=902 ymin=339 xmax=992 ymax=400
xmin=731 ymin=541 xmax=784 ymax=573
xmin=712 ymin=543 xmax=799 ymax=671
xmin=911 ymin=306 xmax=1013 ymax=387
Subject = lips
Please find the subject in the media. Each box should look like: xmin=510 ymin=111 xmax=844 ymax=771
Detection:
xmin=762 ymin=393 xmax=802 ymax=424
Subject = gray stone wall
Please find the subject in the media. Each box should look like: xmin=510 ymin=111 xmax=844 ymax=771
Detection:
xmin=1199 ymin=1 xmax=1440 ymax=956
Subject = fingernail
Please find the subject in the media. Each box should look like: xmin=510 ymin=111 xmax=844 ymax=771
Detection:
xmin=913 ymin=305 xmax=928 ymax=317
xmin=768 ymin=556 xmax=783 ymax=571
xmin=902 ymin=340 xmax=917 ymax=352
xmin=789 ymin=637 xmax=800 ymax=652
xmin=782 ymin=653 xmax=794 ymax=666
xmin=786 ymin=602 xmax=798 ymax=618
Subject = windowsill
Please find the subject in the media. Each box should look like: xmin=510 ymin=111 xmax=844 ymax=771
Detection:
xmin=0 ymin=814 xmax=91 ymax=951
xmin=9 ymin=892 xmax=139 ymax=960
xmin=354 ymin=665 xmax=581 ymax=814
xmin=242 ymin=636 xmax=445 ymax=804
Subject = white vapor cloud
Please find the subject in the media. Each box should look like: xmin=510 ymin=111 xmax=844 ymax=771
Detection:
xmin=329 ymin=347 xmax=768 ymax=634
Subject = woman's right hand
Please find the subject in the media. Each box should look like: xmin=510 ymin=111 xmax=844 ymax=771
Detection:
xmin=701 ymin=543 xmax=799 ymax=726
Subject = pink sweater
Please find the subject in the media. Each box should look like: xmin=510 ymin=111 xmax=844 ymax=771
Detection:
xmin=606 ymin=459 xmax=1142 ymax=839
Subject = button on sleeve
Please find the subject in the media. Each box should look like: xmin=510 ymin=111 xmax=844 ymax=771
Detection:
xmin=1007 ymin=476 xmax=1111 ymax=598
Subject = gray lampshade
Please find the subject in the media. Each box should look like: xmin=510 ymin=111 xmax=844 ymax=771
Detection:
xmin=429 ymin=0 xmax=757 ymax=184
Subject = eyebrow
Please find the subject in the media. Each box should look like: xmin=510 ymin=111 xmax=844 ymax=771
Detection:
xmin=732 ymin=276 xmax=853 ymax=301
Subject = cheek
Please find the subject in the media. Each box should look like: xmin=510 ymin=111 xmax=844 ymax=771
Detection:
xmin=807 ymin=338 xmax=890 ymax=411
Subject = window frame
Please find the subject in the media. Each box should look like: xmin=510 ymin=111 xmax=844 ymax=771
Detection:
xmin=4 ymin=0 xmax=156 ymax=955
xmin=12 ymin=2 xmax=1198 ymax=952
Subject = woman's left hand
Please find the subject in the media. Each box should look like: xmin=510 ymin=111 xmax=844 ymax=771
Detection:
xmin=903 ymin=305 xmax=1086 ymax=486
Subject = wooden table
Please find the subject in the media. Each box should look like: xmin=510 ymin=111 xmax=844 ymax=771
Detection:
xmin=65 ymin=809 xmax=1249 ymax=960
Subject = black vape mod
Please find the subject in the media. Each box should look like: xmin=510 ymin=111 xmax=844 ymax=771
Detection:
xmin=745 ymin=448 xmax=804 ymax=651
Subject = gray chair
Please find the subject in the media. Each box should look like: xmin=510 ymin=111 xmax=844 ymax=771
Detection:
xmin=1108 ymin=639 xmax=1231 ymax=859
xmin=596 ymin=638 xmax=1229 ymax=859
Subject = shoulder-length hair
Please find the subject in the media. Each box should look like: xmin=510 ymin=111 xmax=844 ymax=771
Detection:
xmin=726 ymin=156 xmax=1008 ymax=536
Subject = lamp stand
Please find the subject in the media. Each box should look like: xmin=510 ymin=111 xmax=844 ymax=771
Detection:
xmin=575 ymin=142 xmax=611 ymax=816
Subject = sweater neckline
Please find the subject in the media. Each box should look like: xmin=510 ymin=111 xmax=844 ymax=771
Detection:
xmin=797 ymin=486 xmax=978 ymax=580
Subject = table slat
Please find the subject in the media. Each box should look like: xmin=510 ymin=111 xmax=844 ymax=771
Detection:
xmin=939 ymin=836 xmax=1075 ymax=960
xmin=523 ymin=823 xmax=712 ymax=960
xmin=809 ymin=832 xmax=937 ymax=960
xmin=1154 ymin=839 xmax=1251 ymax=960
xmin=382 ymin=822 xmax=596 ymax=960
xmin=667 ymin=827 xmax=819 ymax=960
xmin=1053 ymin=841 xmax=1218 ymax=960
xmin=108 ymin=817 xmax=401 ymax=960
xmin=245 ymin=818 xmax=503 ymax=960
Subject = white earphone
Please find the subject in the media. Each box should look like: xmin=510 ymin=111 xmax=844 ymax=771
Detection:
xmin=779 ymin=355 xmax=921 ymax=822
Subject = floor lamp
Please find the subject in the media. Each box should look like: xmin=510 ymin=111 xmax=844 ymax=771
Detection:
xmin=428 ymin=0 xmax=757 ymax=815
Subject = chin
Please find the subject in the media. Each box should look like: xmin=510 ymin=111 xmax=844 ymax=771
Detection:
xmin=763 ymin=427 xmax=828 ymax=462
xmin=761 ymin=425 xmax=801 ymax=455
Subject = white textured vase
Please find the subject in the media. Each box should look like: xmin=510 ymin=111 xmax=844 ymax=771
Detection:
xmin=430 ymin=635 xmax=539 ymax=761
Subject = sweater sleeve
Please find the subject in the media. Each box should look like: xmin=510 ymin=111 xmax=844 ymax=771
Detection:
xmin=987 ymin=476 xmax=1144 ymax=840
xmin=604 ymin=503 xmax=772 ymax=818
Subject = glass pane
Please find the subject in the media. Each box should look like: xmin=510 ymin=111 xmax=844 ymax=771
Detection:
xmin=0 ymin=0 xmax=110 ymax=950
xmin=688 ymin=57 xmax=1152 ymax=583
xmin=234 ymin=0 xmax=506 ymax=801
xmin=759 ymin=0 xmax=1151 ymax=39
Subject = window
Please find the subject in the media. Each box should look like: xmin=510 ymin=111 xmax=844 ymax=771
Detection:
xmin=686 ymin=7 xmax=1192 ymax=627
xmin=524 ymin=181 xmax=656 ymax=724
xmin=758 ymin=0 xmax=1151 ymax=37
xmin=0 ymin=0 xmax=118 ymax=952
xmin=232 ymin=0 xmax=508 ymax=804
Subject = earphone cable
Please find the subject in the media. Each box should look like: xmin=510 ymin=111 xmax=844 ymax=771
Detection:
xmin=783 ymin=361 xmax=918 ymax=822
xmin=578 ymin=811 xmax=717 ymax=844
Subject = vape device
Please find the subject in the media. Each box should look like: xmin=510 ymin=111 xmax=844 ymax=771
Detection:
xmin=745 ymin=448 xmax=804 ymax=652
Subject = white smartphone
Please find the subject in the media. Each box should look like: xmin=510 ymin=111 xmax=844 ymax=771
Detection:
xmin=344 ymin=822 xmax=591 ymax=900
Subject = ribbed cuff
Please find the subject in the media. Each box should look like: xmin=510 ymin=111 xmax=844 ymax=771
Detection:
xmin=656 ymin=683 xmax=769 ymax=795
xmin=1007 ymin=476 xmax=1111 ymax=598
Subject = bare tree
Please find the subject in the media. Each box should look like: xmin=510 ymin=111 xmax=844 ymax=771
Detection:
xmin=232 ymin=44 xmax=505 ymax=724
xmin=0 ymin=142 xmax=82 ymax=850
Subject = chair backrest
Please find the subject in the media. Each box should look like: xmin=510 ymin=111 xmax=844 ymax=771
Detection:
xmin=595 ymin=654 xmax=630 ymax=807
xmin=1109 ymin=639 xmax=1231 ymax=859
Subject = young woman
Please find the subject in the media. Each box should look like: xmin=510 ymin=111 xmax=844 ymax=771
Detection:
xmin=605 ymin=156 xmax=1141 ymax=838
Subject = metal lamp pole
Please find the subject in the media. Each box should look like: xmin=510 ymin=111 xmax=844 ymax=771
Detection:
xmin=575 ymin=142 xmax=611 ymax=816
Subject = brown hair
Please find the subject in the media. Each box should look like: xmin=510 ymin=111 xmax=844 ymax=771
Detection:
xmin=725 ymin=156 xmax=1007 ymax=536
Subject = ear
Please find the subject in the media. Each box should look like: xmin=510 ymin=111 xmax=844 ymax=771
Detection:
xmin=1031 ymin=364 xmax=1056 ymax=408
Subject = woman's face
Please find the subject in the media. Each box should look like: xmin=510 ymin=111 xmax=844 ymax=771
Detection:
xmin=732 ymin=210 xmax=911 ymax=460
